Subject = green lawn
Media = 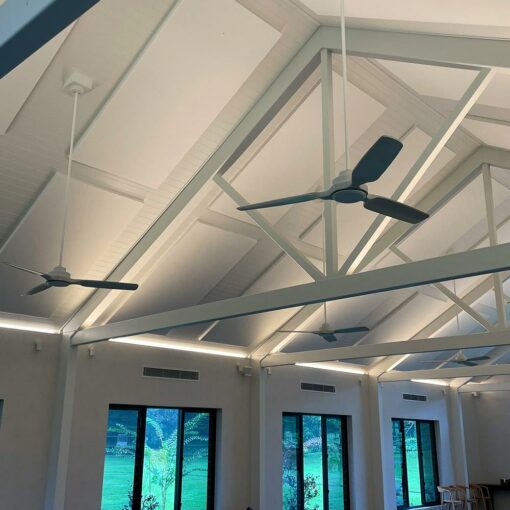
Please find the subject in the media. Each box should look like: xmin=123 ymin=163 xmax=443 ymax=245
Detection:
xmin=284 ymin=451 xmax=345 ymax=510
xmin=102 ymin=453 xmax=209 ymax=510
xmin=101 ymin=455 xmax=134 ymax=510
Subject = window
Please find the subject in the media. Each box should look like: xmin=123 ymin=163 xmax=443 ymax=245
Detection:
xmin=101 ymin=405 xmax=216 ymax=510
xmin=282 ymin=413 xmax=350 ymax=510
xmin=392 ymin=419 xmax=439 ymax=509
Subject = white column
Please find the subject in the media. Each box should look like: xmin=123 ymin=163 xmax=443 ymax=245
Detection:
xmin=446 ymin=387 xmax=469 ymax=485
xmin=44 ymin=334 xmax=78 ymax=510
xmin=361 ymin=375 xmax=386 ymax=510
xmin=249 ymin=365 xmax=267 ymax=510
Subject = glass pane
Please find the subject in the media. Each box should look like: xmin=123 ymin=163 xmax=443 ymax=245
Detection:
xmin=282 ymin=415 xmax=300 ymax=510
xmin=101 ymin=408 xmax=139 ymax=510
xmin=181 ymin=412 xmax=211 ymax=510
xmin=326 ymin=417 xmax=345 ymax=510
xmin=392 ymin=420 xmax=405 ymax=508
xmin=142 ymin=408 xmax=179 ymax=510
xmin=404 ymin=420 xmax=423 ymax=508
xmin=419 ymin=422 xmax=439 ymax=504
xmin=303 ymin=415 xmax=324 ymax=510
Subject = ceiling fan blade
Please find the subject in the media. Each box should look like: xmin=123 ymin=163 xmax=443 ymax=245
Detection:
xmin=351 ymin=136 xmax=403 ymax=186
xmin=456 ymin=360 xmax=477 ymax=367
xmin=364 ymin=195 xmax=429 ymax=224
xmin=25 ymin=282 xmax=52 ymax=295
xmin=75 ymin=279 xmax=139 ymax=291
xmin=319 ymin=333 xmax=338 ymax=342
xmin=237 ymin=192 xmax=323 ymax=211
xmin=465 ymin=356 xmax=491 ymax=362
xmin=3 ymin=261 xmax=45 ymax=277
xmin=332 ymin=326 xmax=370 ymax=334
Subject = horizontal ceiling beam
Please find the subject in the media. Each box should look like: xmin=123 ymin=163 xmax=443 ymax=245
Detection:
xmin=337 ymin=26 xmax=510 ymax=69
xmin=459 ymin=382 xmax=510 ymax=393
xmin=380 ymin=363 xmax=510 ymax=382
xmin=73 ymin=242 xmax=510 ymax=345
xmin=0 ymin=0 xmax=99 ymax=78
xmin=262 ymin=330 xmax=510 ymax=367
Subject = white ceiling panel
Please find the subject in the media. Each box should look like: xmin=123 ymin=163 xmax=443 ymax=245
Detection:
xmin=0 ymin=174 xmax=142 ymax=317
xmin=302 ymin=127 xmax=454 ymax=255
xmin=212 ymin=73 xmax=385 ymax=224
xmin=73 ymin=0 xmax=280 ymax=188
xmin=0 ymin=25 xmax=72 ymax=135
xmin=378 ymin=60 xmax=477 ymax=101
xmin=112 ymin=221 xmax=256 ymax=321
xmin=463 ymin=118 xmax=510 ymax=150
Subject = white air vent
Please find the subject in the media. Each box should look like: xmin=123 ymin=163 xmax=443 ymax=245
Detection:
xmin=143 ymin=366 xmax=199 ymax=381
xmin=403 ymin=393 xmax=427 ymax=402
xmin=301 ymin=382 xmax=336 ymax=393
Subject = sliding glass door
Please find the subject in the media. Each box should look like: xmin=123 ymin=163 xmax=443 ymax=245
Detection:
xmin=101 ymin=406 xmax=215 ymax=510
xmin=392 ymin=418 xmax=439 ymax=509
xmin=282 ymin=413 xmax=350 ymax=510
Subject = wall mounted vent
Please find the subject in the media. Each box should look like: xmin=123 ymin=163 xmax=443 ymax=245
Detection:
xmin=143 ymin=366 xmax=199 ymax=381
xmin=402 ymin=393 xmax=427 ymax=402
xmin=301 ymin=382 xmax=336 ymax=393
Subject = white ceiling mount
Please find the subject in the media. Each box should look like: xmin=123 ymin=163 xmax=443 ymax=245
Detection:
xmin=62 ymin=70 xmax=94 ymax=96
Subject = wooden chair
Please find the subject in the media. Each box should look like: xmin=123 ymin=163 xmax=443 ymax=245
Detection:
xmin=438 ymin=486 xmax=464 ymax=509
xmin=453 ymin=485 xmax=478 ymax=510
xmin=471 ymin=485 xmax=494 ymax=510
xmin=469 ymin=484 xmax=485 ymax=510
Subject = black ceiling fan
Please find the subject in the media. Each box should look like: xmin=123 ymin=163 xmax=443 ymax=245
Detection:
xmin=421 ymin=350 xmax=490 ymax=367
xmin=237 ymin=0 xmax=428 ymax=226
xmin=238 ymin=136 xmax=429 ymax=224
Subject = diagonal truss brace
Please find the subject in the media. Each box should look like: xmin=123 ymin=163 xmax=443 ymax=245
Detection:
xmin=340 ymin=67 xmax=495 ymax=276
xmin=390 ymin=246 xmax=496 ymax=332
xmin=213 ymin=175 xmax=324 ymax=281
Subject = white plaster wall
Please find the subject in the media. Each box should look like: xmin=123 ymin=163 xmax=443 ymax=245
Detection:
xmin=379 ymin=381 xmax=456 ymax=510
xmin=461 ymin=390 xmax=510 ymax=483
xmin=0 ymin=331 xmax=60 ymax=510
xmin=263 ymin=366 xmax=368 ymax=510
xmin=64 ymin=341 xmax=253 ymax=510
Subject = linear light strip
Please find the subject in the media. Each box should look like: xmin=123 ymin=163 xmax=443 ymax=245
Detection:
xmin=411 ymin=379 xmax=450 ymax=387
xmin=110 ymin=337 xmax=247 ymax=358
xmin=296 ymin=362 xmax=366 ymax=375
xmin=0 ymin=320 xmax=59 ymax=334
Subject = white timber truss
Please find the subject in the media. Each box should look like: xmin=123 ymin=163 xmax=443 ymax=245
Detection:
xmin=43 ymin=24 xmax=510 ymax=510
xmin=65 ymin=25 xmax=510 ymax=379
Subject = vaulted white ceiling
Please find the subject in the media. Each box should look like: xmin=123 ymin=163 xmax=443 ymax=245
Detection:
xmin=2 ymin=0 xmax=510 ymax=385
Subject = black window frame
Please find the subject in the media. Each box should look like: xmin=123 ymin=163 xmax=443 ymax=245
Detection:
xmin=392 ymin=418 xmax=440 ymax=510
xmin=282 ymin=412 xmax=351 ymax=510
xmin=103 ymin=404 xmax=216 ymax=510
